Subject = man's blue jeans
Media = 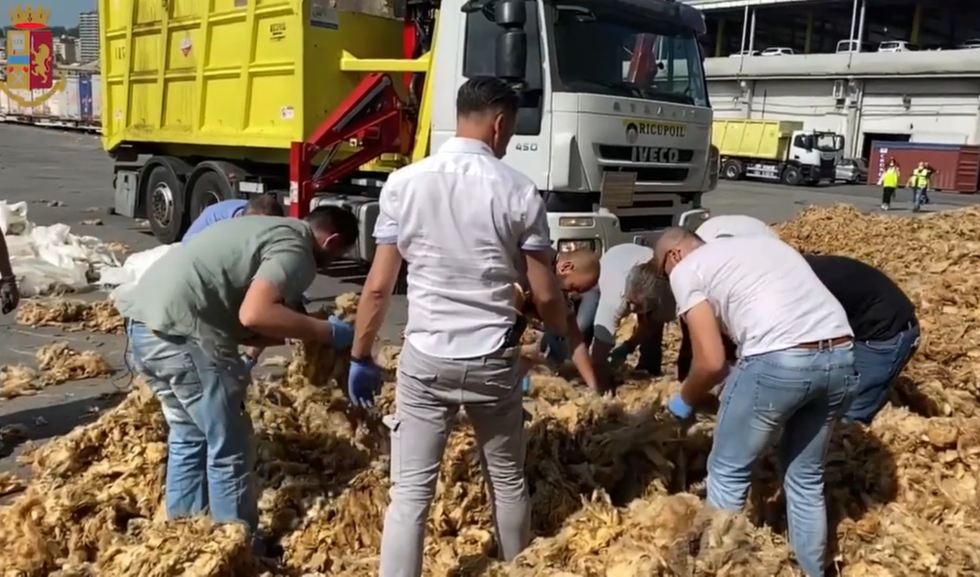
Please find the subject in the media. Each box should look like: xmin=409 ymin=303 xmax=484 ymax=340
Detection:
xmin=845 ymin=323 xmax=919 ymax=424
xmin=126 ymin=320 xmax=258 ymax=533
xmin=708 ymin=342 xmax=858 ymax=577
xmin=911 ymin=187 xmax=922 ymax=211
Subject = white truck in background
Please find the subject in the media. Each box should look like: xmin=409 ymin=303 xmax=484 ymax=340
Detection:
xmin=713 ymin=119 xmax=844 ymax=186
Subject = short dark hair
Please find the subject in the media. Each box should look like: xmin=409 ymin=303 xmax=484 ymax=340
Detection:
xmin=305 ymin=205 xmax=358 ymax=247
xmin=243 ymin=194 xmax=284 ymax=217
xmin=456 ymin=76 xmax=519 ymax=118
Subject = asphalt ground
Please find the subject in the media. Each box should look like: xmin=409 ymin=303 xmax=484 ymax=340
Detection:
xmin=0 ymin=122 xmax=976 ymax=481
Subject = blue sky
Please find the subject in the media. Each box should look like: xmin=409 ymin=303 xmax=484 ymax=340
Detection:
xmin=0 ymin=0 xmax=97 ymax=28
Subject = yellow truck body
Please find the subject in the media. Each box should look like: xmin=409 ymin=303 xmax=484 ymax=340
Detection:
xmin=99 ymin=0 xmax=403 ymax=161
xmin=711 ymin=119 xmax=804 ymax=161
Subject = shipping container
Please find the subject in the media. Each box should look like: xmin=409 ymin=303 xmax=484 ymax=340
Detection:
xmin=90 ymin=74 xmax=103 ymax=125
xmin=868 ymin=141 xmax=980 ymax=194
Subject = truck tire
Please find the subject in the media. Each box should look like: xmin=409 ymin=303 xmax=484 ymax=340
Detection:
xmin=721 ymin=159 xmax=743 ymax=180
xmin=189 ymin=171 xmax=234 ymax=223
xmin=781 ymin=166 xmax=803 ymax=186
xmin=144 ymin=165 xmax=187 ymax=244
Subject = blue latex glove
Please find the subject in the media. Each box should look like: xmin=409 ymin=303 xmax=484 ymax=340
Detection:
xmin=348 ymin=358 xmax=382 ymax=409
xmin=541 ymin=333 xmax=569 ymax=363
xmin=667 ymin=394 xmax=694 ymax=420
xmin=327 ymin=315 xmax=355 ymax=349
xmin=609 ymin=343 xmax=635 ymax=366
xmin=241 ymin=354 xmax=257 ymax=372
xmin=522 ymin=375 xmax=531 ymax=396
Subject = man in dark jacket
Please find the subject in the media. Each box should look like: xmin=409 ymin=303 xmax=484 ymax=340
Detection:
xmin=678 ymin=254 xmax=918 ymax=424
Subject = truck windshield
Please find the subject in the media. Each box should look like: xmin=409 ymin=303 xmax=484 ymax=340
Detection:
xmin=550 ymin=3 xmax=708 ymax=107
xmin=815 ymin=133 xmax=843 ymax=152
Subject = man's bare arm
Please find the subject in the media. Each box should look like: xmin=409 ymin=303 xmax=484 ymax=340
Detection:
xmin=351 ymin=245 xmax=403 ymax=359
xmin=240 ymin=279 xmax=332 ymax=343
xmin=524 ymin=250 xmax=569 ymax=337
xmin=678 ymin=301 xmax=729 ymax=405
xmin=566 ymin=313 xmax=602 ymax=391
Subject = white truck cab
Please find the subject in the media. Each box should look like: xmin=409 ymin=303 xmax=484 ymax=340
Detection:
xmin=428 ymin=0 xmax=715 ymax=254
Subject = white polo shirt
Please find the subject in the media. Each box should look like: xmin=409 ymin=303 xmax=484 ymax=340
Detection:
xmin=373 ymin=138 xmax=552 ymax=359
xmin=591 ymin=243 xmax=654 ymax=345
xmin=669 ymin=236 xmax=852 ymax=357
xmin=695 ymin=214 xmax=777 ymax=241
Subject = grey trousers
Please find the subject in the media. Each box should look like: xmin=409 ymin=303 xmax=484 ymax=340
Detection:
xmin=379 ymin=341 xmax=531 ymax=577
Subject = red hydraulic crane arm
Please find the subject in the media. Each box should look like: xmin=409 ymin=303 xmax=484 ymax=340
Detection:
xmin=288 ymin=2 xmax=432 ymax=219
xmin=626 ymin=33 xmax=657 ymax=85
xmin=288 ymin=73 xmax=408 ymax=218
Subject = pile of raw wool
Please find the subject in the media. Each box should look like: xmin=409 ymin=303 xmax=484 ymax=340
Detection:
xmin=3 ymin=205 xmax=980 ymax=576
xmin=0 ymin=342 xmax=113 ymax=399
xmin=16 ymin=298 xmax=124 ymax=334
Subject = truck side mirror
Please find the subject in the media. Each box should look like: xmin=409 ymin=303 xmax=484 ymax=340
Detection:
xmin=495 ymin=0 xmax=527 ymax=81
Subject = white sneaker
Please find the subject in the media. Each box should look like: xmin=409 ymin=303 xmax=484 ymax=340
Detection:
xmin=881 ymin=204 xmax=889 ymax=211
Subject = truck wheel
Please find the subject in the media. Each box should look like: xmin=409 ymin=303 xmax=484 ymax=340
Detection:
xmin=189 ymin=171 xmax=233 ymax=223
xmin=721 ymin=160 xmax=743 ymax=180
xmin=144 ymin=166 xmax=187 ymax=244
xmin=781 ymin=166 xmax=803 ymax=186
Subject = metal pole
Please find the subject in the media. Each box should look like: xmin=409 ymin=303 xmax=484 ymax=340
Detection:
xmin=739 ymin=5 xmax=749 ymax=54
xmin=856 ymin=0 xmax=867 ymax=51
xmin=848 ymin=0 xmax=859 ymax=44
xmin=748 ymin=10 xmax=757 ymax=53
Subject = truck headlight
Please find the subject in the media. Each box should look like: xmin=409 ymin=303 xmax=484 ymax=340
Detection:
xmin=557 ymin=239 xmax=597 ymax=253
xmin=558 ymin=217 xmax=595 ymax=228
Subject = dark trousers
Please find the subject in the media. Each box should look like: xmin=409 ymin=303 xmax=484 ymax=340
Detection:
xmin=881 ymin=186 xmax=896 ymax=205
xmin=677 ymin=321 xmax=739 ymax=381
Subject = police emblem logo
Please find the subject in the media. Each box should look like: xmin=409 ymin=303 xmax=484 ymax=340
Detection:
xmin=2 ymin=4 xmax=64 ymax=107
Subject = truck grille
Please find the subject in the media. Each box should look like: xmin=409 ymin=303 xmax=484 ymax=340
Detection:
xmin=597 ymin=145 xmax=695 ymax=183
xmin=598 ymin=145 xmax=696 ymax=163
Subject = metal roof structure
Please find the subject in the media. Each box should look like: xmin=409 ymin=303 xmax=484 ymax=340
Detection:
xmin=686 ymin=0 xmax=824 ymax=11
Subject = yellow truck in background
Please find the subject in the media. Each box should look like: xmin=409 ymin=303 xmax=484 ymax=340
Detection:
xmin=712 ymin=119 xmax=844 ymax=186
xmin=101 ymin=0 xmax=716 ymax=257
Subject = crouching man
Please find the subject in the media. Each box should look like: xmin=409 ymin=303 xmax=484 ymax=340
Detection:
xmin=803 ymin=255 xmax=919 ymax=424
xmin=656 ymin=227 xmax=857 ymax=577
xmin=116 ymin=206 xmax=358 ymax=546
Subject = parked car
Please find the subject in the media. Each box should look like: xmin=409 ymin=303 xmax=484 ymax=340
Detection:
xmin=835 ymin=40 xmax=873 ymax=53
xmin=728 ymin=50 xmax=760 ymax=58
xmin=761 ymin=47 xmax=795 ymax=56
xmin=878 ymin=40 xmax=918 ymax=52
xmin=958 ymin=39 xmax=980 ymax=49
xmin=836 ymin=157 xmax=868 ymax=184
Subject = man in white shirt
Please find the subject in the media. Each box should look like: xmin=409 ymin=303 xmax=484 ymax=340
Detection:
xmin=695 ymin=214 xmax=777 ymax=241
xmin=347 ymin=77 xmax=578 ymax=577
xmin=653 ymin=227 xmax=856 ymax=577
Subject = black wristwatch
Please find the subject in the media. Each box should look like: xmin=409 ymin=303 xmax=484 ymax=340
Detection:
xmin=351 ymin=355 xmax=372 ymax=364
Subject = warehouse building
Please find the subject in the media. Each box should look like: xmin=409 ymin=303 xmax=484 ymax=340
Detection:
xmin=693 ymin=0 xmax=980 ymax=160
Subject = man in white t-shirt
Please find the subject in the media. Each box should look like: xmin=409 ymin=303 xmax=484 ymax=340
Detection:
xmin=653 ymin=227 xmax=857 ymax=577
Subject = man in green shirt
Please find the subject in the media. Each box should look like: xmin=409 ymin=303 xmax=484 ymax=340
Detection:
xmin=116 ymin=206 xmax=358 ymax=544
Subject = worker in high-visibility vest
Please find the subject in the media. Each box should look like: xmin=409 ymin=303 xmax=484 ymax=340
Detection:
xmin=877 ymin=158 xmax=900 ymax=211
xmin=909 ymin=161 xmax=932 ymax=212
